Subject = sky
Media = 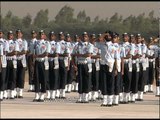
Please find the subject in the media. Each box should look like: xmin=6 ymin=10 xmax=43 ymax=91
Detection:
xmin=1 ymin=2 xmax=159 ymax=21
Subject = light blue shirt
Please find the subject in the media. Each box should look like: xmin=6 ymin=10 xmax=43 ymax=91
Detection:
xmin=28 ymin=38 xmax=37 ymax=54
xmin=59 ymin=40 xmax=70 ymax=54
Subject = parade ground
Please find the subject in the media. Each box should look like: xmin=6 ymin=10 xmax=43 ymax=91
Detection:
xmin=0 ymin=73 xmax=160 ymax=119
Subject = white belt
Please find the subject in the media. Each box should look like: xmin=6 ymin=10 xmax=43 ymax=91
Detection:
xmin=149 ymin=59 xmax=154 ymax=62
xmin=78 ymin=60 xmax=87 ymax=64
xmin=36 ymin=58 xmax=45 ymax=62
xmin=91 ymin=59 xmax=95 ymax=63
xmin=124 ymin=59 xmax=129 ymax=63
xmin=132 ymin=60 xmax=136 ymax=64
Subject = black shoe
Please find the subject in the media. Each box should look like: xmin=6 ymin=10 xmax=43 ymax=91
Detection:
xmin=106 ymin=104 xmax=113 ymax=107
xmin=28 ymin=90 xmax=32 ymax=92
xmin=9 ymin=97 xmax=15 ymax=99
xmin=130 ymin=101 xmax=136 ymax=103
xmin=33 ymin=99 xmax=39 ymax=102
xmin=0 ymin=99 xmax=3 ymax=101
xmin=112 ymin=103 xmax=119 ymax=106
xmin=38 ymin=99 xmax=44 ymax=102
xmin=136 ymin=99 xmax=143 ymax=101
xmin=148 ymin=91 xmax=153 ymax=93
xmin=76 ymin=100 xmax=82 ymax=103
xmin=83 ymin=101 xmax=89 ymax=103
xmin=100 ymin=104 xmax=106 ymax=107
xmin=155 ymin=95 xmax=160 ymax=97
xmin=60 ymin=97 xmax=66 ymax=99
xmin=18 ymin=96 xmax=23 ymax=99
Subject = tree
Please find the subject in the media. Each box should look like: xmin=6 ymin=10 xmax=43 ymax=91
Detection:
xmin=33 ymin=9 xmax=49 ymax=28
xmin=55 ymin=5 xmax=75 ymax=24
xmin=22 ymin=14 xmax=32 ymax=28
xmin=77 ymin=10 xmax=87 ymax=23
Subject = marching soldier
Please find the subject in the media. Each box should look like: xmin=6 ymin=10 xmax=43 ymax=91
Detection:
xmin=27 ymin=30 xmax=37 ymax=92
xmin=48 ymin=31 xmax=60 ymax=100
xmin=33 ymin=30 xmax=50 ymax=102
xmin=73 ymin=32 xmax=94 ymax=103
xmin=57 ymin=32 xmax=70 ymax=99
xmin=0 ymin=30 xmax=9 ymax=101
xmin=121 ymin=33 xmax=134 ymax=103
xmin=88 ymin=34 xmax=101 ymax=101
xmin=15 ymin=29 xmax=28 ymax=98
xmin=71 ymin=35 xmax=81 ymax=92
xmin=5 ymin=31 xmax=19 ymax=99
xmin=65 ymin=33 xmax=75 ymax=93
xmin=112 ymin=33 xmax=125 ymax=106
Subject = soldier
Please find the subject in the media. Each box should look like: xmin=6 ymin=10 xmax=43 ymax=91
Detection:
xmin=73 ymin=32 xmax=93 ymax=103
xmin=15 ymin=29 xmax=28 ymax=98
xmin=65 ymin=33 xmax=75 ymax=93
xmin=121 ymin=33 xmax=134 ymax=104
xmin=5 ymin=31 xmax=19 ymax=99
xmin=27 ymin=30 xmax=37 ymax=92
xmin=155 ymin=37 xmax=160 ymax=96
xmin=33 ymin=30 xmax=50 ymax=102
xmin=0 ymin=30 xmax=9 ymax=101
xmin=129 ymin=34 xmax=142 ymax=102
xmin=71 ymin=35 xmax=81 ymax=92
xmin=112 ymin=33 xmax=125 ymax=106
xmin=147 ymin=37 xmax=156 ymax=93
xmin=88 ymin=34 xmax=101 ymax=101
xmin=48 ymin=31 xmax=60 ymax=100
xmin=57 ymin=32 xmax=70 ymax=99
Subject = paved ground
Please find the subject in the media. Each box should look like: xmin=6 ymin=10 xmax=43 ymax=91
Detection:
xmin=0 ymin=72 xmax=160 ymax=118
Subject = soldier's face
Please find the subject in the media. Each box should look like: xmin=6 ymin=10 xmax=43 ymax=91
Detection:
xmin=0 ymin=32 xmax=3 ymax=38
xmin=32 ymin=33 xmax=37 ymax=38
xmin=83 ymin=35 xmax=89 ymax=42
xmin=17 ymin=32 xmax=23 ymax=38
xmin=60 ymin=35 xmax=65 ymax=40
xmin=123 ymin=36 xmax=129 ymax=42
xmin=130 ymin=37 xmax=135 ymax=43
xmin=40 ymin=33 xmax=45 ymax=39
xmin=8 ymin=34 xmax=14 ymax=40
xmin=66 ymin=37 xmax=71 ymax=42
xmin=136 ymin=37 xmax=141 ymax=43
xmin=112 ymin=37 xmax=117 ymax=43
xmin=50 ymin=35 xmax=56 ymax=41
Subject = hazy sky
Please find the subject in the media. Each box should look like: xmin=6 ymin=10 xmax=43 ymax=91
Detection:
xmin=1 ymin=2 xmax=159 ymax=21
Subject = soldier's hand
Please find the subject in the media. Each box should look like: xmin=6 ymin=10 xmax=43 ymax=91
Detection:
xmin=115 ymin=70 xmax=118 ymax=76
xmin=33 ymin=55 xmax=37 ymax=58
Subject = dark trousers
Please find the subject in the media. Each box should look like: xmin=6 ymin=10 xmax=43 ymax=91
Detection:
xmin=16 ymin=60 xmax=25 ymax=88
xmin=49 ymin=61 xmax=59 ymax=90
xmin=99 ymin=65 xmax=103 ymax=91
xmin=138 ymin=63 xmax=145 ymax=91
xmin=67 ymin=62 xmax=75 ymax=84
xmin=155 ymin=67 xmax=160 ymax=86
xmin=27 ymin=55 xmax=35 ymax=85
xmin=6 ymin=60 xmax=16 ymax=90
xmin=123 ymin=63 xmax=132 ymax=93
xmin=114 ymin=72 xmax=121 ymax=95
xmin=35 ymin=61 xmax=47 ymax=93
xmin=59 ymin=59 xmax=67 ymax=89
xmin=149 ymin=62 xmax=154 ymax=85
xmin=91 ymin=63 xmax=99 ymax=91
xmin=131 ymin=63 xmax=139 ymax=93
xmin=0 ymin=68 xmax=6 ymax=91
xmin=101 ymin=65 xmax=115 ymax=95
xmin=145 ymin=67 xmax=149 ymax=85
xmin=77 ymin=64 xmax=91 ymax=94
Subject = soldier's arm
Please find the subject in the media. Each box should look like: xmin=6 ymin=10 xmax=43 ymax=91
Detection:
xmin=6 ymin=51 xmax=18 ymax=56
xmin=35 ymin=52 xmax=48 ymax=58
xmin=91 ymin=54 xmax=100 ymax=59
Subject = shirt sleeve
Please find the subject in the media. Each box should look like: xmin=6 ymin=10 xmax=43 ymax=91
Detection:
xmin=23 ymin=40 xmax=28 ymax=51
xmin=88 ymin=44 xmax=94 ymax=54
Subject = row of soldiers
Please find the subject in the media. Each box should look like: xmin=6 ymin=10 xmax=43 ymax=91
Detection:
xmin=0 ymin=29 xmax=159 ymax=107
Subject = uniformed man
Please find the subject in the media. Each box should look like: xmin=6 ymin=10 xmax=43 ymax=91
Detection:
xmin=71 ymin=35 xmax=81 ymax=92
xmin=89 ymin=34 xmax=100 ymax=101
xmin=48 ymin=31 xmax=60 ymax=100
xmin=155 ymin=37 xmax=160 ymax=96
xmin=112 ymin=33 xmax=125 ymax=106
xmin=73 ymin=32 xmax=93 ymax=103
xmin=15 ymin=29 xmax=28 ymax=98
xmin=147 ymin=37 xmax=156 ymax=93
xmin=0 ymin=30 xmax=9 ymax=101
xmin=27 ymin=30 xmax=37 ymax=92
xmin=121 ymin=32 xmax=134 ymax=103
xmin=57 ymin=32 xmax=70 ymax=99
xmin=33 ymin=30 xmax=50 ymax=102
xmin=5 ymin=31 xmax=19 ymax=99
xmin=129 ymin=34 xmax=142 ymax=102
xmin=65 ymin=33 xmax=75 ymax=93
